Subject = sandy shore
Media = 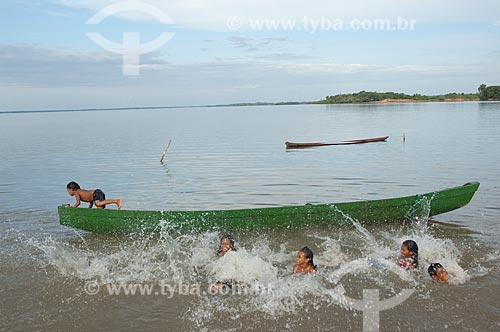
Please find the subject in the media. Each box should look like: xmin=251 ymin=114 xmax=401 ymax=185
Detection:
xmin=370 ymin=98 xmax=473 ymax=104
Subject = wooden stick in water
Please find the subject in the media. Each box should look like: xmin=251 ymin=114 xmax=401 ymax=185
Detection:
xmin=160 ymin=139 xmax=172 ymax=163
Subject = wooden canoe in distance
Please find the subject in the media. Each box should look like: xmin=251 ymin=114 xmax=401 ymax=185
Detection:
xmin=285 ymin=136 xmax=389 ymax=149
xmin=58 ymin=182 xmax=479 ymax=234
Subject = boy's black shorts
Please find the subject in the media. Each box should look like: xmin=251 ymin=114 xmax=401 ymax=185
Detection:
xmin=93 ymin=189 xmax=106 ymax=202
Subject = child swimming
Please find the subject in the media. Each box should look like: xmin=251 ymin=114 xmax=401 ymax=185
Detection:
xmin=292 ymin=246 xmax=317 ymax=274
xmin=397 ymin=240 xmax=419 ymax=270
xmin=212 ymin=235 xmax=238 ymax=293
xmin=428 ymin=263 xmax=449 ymax=283
xmin=216 ymin=235 xmax=236 ymax=257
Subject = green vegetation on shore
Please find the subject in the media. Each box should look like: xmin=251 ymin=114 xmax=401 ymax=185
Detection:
xmin=319 ymin=91 xmax=478 ymax=104
xmin=478 ymin=84 xmax=500 ymax=101
xmin=319 ymin=84 xmax=500 ymax=104
xmin=216 ymin=84 xmax=499 ymax=107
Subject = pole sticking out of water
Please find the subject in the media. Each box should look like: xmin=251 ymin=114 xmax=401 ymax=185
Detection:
xmin=160 ymin=139 xmax=172 ymax=163
xmin=403 ymin=133 xmax=405 ymax=143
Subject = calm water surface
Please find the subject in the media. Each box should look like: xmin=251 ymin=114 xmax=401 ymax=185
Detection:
xmin=1 ymin=102 xmax=499 ymax=331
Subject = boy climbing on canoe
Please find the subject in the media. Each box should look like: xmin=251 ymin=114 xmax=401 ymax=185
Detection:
xmin=66 ymin=181 xmax=122 ymax=209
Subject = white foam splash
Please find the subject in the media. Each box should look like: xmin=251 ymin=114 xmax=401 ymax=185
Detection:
xmin=16 ymin=214 xmax=488 ymax=326
xmin=207 ymin=249 xmax=278 ymax=285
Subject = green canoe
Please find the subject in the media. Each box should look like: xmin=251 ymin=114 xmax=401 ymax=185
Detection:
xmin=58 ymin=182 xmax=479 ymax=234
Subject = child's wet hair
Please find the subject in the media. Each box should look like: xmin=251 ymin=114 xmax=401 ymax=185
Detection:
xmin=428 ymin=263 xmax=443 ymax=276
xmin=66 ymin=181 xmax=80 ymax=190
xmin=402 ymin=239 xmax=419 ymax=268
xmin=300 ymin=246 xmax=317 ymax=271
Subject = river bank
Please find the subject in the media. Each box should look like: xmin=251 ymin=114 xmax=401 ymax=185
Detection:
xmin=369 ymin=98 xmax=477 ymax=104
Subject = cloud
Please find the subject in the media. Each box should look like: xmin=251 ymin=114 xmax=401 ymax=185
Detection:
xmin=227 ymin=36 xmax=256 ymax=50
xmin=52 ymin=0 xmax=500 ymax=31
xmin=280 ymin=63 xmax=474 ymax=75
xmin=232 ymin=84 xmax=262 ymax=89
xmin=226 ymin=36 xmax=289 ymax=52
xmin=0 ymin=45 xmax=167 ymax=87
xmin=2 ymin=44 xmax=470 ymax=89
xmin=0 ymin=44 xmax=496 ymax=110
xmin=254 ymin=53 xmax=311 ymax=61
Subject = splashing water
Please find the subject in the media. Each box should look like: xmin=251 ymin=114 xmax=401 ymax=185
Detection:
xmin=9 ymin=203 xmax=488 ymax=329
xmin=404 ymin=194 xmax=434 ymax=228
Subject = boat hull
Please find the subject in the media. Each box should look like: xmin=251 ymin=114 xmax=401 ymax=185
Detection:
xmin=58 ymin=182 xmax=480 ymax=234
xmin=285 ymin=136 xmax=389 ymax=149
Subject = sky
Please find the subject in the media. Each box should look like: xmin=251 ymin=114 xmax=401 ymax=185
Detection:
xmin=1 ymin=0 xmax=500 ymax=110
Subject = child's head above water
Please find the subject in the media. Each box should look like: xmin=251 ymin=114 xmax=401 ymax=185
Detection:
xmin=296 ymin=246 xmax=317 ymax=271
xmin=428 ymin=263 xmax=449 ymax=283
xmin=401 ymin=240 xmax=418 ymax=255
xmin=400 ymin=239 xmax=419 ymax=269
xmin=217 ymin=235 xmax=236 ymax=256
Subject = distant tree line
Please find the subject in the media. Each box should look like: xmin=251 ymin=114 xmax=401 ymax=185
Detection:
xmin=319 ymin=87 xmax=499 ymax=104
xmin=321 ymin=91 xmax=412 ymax=103
xmin=219 ymin=84 xmax=500 ymax=107
xmin=478 ymin=84 xmax=500 ymax=101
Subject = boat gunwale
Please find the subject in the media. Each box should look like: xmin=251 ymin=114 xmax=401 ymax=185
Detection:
xmin=58 ymin=182 xmax=480 ymax=218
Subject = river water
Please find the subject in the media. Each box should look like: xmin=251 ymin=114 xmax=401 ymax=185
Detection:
xmin=1 ymin=102 xmax=499 ymax=331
